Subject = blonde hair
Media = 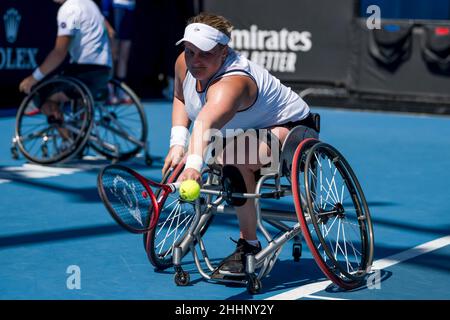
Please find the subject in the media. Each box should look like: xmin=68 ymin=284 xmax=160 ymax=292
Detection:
xmin=187 ymin=13 xmax=233 ymax=39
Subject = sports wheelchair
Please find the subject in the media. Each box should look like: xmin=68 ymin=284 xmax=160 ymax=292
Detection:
xmin=143 ymin=116 xmax=375 ymax=294
xmin=11 ymin=76 xmax=152 ymax=165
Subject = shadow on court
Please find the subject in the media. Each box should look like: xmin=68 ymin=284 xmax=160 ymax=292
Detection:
xmin=225 ymin=258 xmax=327 ymax=299
xmin=2 ymin=220 xmax=447 ymax=277
xmin=324 ymin=270 xmax=393 ymax=294
xmin=152 ymin=256 xmax=330 ymax=298
xmin=0 ymin=223 xmax=126 ymax=249
xmin=0 ymin=164 xmax=165 ymax=204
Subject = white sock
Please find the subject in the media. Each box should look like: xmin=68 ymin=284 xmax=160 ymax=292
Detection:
xmin=245 ymin=239 xmax=260 ymax=247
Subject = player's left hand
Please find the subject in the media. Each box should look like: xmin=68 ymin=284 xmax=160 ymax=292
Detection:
xmin=177 ymin=168 xmax=201 ymax=183
xmin=19 ymin=76 xmax=38 ymax=94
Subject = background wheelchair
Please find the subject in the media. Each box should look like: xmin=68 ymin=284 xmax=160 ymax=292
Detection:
xmin=143 ymin=116 xmax=375 ymax=294
xmin=11 ymin=76 xmax=152 ymax=166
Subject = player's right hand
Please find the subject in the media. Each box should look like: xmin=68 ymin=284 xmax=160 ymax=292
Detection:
xmin=162 ymin=145 xmax=185 ymax=175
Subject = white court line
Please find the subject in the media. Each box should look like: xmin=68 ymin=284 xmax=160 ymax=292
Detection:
xmin=266 ymin=235 xmax=450 ymax=300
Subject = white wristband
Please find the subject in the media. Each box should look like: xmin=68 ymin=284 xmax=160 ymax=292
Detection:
xmin=32 ymin=68 xmax=46 ymax=81
xmin=185 ymin=154 xmax=203 ymax=172
xmin=170 ymin=126 xmax=190 ymax=148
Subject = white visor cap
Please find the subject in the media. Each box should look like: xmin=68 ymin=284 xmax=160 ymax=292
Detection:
xmin=175 ymin=23 xmax=230 ymax=52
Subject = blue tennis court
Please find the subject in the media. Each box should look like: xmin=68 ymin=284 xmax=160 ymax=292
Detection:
xmin=1 ymin=101 xmax=449 ymax=300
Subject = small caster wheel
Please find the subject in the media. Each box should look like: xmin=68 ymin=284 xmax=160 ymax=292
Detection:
xmin=11 ymin=146 xmax=19 ymax=160
xmin=145 ymin=154 xmax=153 ymax=166
xmin=293 ymin=243 xmax=302 ymax=262
xmin=174 ymin=270 xmax=190 ymax=286
xmin=246 ymin=274 xmax=262 ymax=294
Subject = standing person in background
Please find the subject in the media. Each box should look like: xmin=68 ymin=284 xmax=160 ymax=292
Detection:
xmin=102 ymin=0 xmax=135 ymax=103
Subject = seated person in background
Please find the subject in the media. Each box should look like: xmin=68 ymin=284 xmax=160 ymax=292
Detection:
xmin=19 ymin=0 xmax=114 ymax=134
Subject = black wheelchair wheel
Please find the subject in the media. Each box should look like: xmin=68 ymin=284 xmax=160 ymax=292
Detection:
xmin=292 ymin=140 xmax=374 ymax=289
xmin=89 ymin=79 xmax=148 ymax=161
xmin=144 ymin=161 xmax=215 ymax=270
xmin=15 ymin=77 xmax=93 ymax=165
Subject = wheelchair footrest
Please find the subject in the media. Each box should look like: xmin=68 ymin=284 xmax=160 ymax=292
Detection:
xmin=210 ymin=268 xmax=246 ymax=283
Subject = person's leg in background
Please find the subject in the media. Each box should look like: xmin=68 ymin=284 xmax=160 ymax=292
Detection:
xmin=116 ymin=40 xmax=131 ymax=82
xmin=113 ymin=6 xmax=134 ymax=103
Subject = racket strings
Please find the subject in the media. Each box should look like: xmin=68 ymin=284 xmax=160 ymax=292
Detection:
xmin=102 ymin=168 xmax=157 ymax=231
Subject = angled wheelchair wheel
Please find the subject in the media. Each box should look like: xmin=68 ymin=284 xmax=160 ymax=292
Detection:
xmin=144 ymin=162 xmax=215 ymax=270
xmin=90 ymin=79 xmax=148 ymax=161
xmin=15 ymin=77 xmax=93 ymax=164
xmin=292 ymin=139 xmax=374 ymax=290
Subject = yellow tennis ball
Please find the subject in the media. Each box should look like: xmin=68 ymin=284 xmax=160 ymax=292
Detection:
xmin=179 ymin=180 xmax=201 ymax=201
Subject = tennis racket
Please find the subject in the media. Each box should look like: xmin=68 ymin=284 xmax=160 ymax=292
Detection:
xmin=97 ymin=164 xmax=180 ymax=234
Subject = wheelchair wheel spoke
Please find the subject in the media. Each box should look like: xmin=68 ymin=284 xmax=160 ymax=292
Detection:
xmin=23 ymin=135 xmax=41 ymax=157
xmin=154 ymin=193 xmax=197 ymax=258
xmin=106 ymin=116 xmax=138 ymax=138
xmin=20 ymin=122 xmax=48 ymax=136
xmin=320 ymin=214 xmax=363 ymax=274
xmin=156 ymin=202 xmax=181 ymax=254
xmin=171 ymin=201 xmax=184 ymax=250
xmin=167 ymin=210 xmax=193 ymax=239
xmin=156 ymin=197 xmax=180 ymax=231
xmin=324 ymin=173 xmax=340 ymax=204
xmin=310 ymin=182 xmax=339 ymax=213
xmin=161 ymin=215 xmax=193 ymax=258
xmin=88 ymin=80 xmax=147 ymax=160
xmin=157 ymin=200 xmax=181 ymax=237
xmin=162 ymin=209 xmax=192 ymax=241
xmin=20 ymin=124 xmax=52 ymax=140
xmin=69 ymin=107 xmax=87 ymax=120
xmin=328 ymin=159 xmax=341 ymax=202
xmin=145 ymin=164 xmax=217 ymax=270
xmin=341 ymin=223 xmax=362 ymax=272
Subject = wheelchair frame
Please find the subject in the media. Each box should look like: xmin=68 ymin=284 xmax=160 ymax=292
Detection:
xmin=147 ymin=123 xmax=374 ymax=294
xmin=11 ymin=76 xmax=152 ymax=165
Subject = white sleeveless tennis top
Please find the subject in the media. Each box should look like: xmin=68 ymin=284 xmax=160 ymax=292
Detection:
xmin=183 ymin=48 xmax=310 ymax=136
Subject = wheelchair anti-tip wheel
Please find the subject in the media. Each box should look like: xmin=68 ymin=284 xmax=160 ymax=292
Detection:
xmin=144 ymin=161 xmax=216 ymax=270
xmin=15 ymin=77 xmax=93 ymax=165
xmin=292 ymin=138 xmax=374 ymax=290
xmin=89 ymin=79 xmax=148 ymax=161
xmin=174 ymin=270 xmax=190 ymax=286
